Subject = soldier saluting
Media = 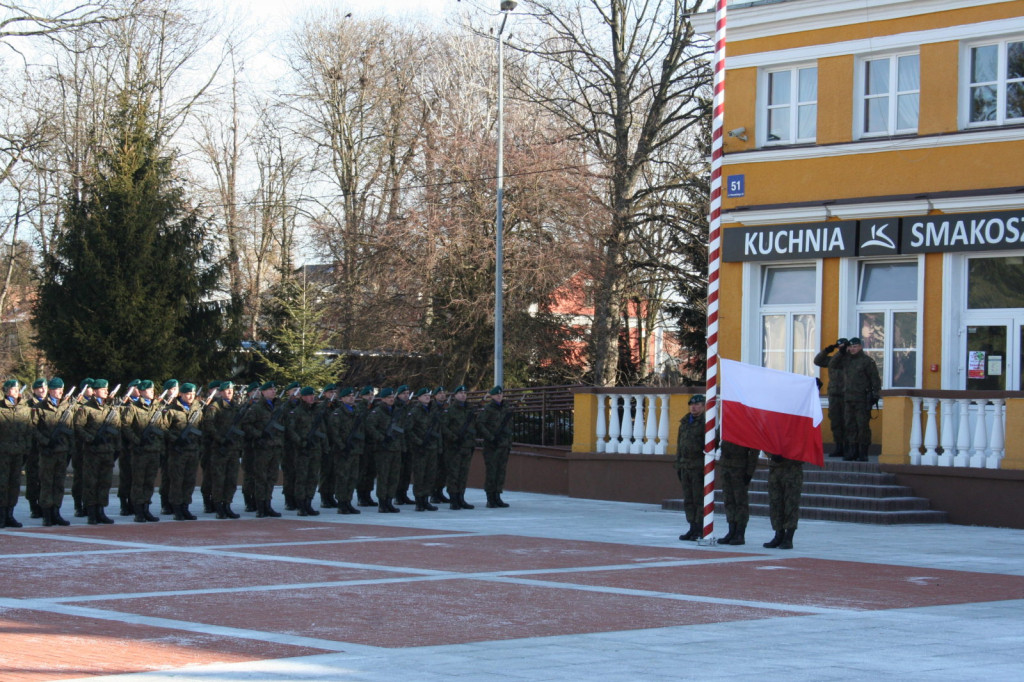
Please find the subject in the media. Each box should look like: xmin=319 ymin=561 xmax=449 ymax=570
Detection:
xmin=74 ymin=379 xmax=121 ymax=525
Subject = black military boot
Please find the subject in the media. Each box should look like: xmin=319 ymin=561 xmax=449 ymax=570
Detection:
xmin=98 ymin=507 xmax=114 ymax=524
xmin=387 ymin=498 xmax=401 ymax=513
xmin=203 ymin=493 xmax=214 ymax=514
xmin=458 ymin=492 xmax=474 ymax=510
xmin=679 ymin=521 xmax=700 ymax=541
xmin=52 ymin=506 xmax=70 ymax=526
xmin=160 ymin=495 xmax=172 ymax=515
xmin=215 ymin=502 xmax=227 ymax=520
xmin=173 ymin=504 xmax=186 ymax=521
xmin=829 ymin=443 xmax=844 ymax=458
xmin=307 ymin=499 xmax=320 ymax=516
xmin=779 ymin=528 xmax=795 ymax=550
xmin=256 ymin=500 xmax=268 ymax=518
xmin=485 ymin=492 xmax=497 ymax=508
xmin=29 ymin=500 xmax=43 ymax=519
xmin=493 ymin=493 xmax=509 ymax=508
xmin=3 ymin=506 xmax=21 ymax=528
xmin=142 ymin=504 xmax=159 ymax=522
xmin=86 ymin=505 xmax=100 ymax=525
xmin=449 ymin=493 xmax=461 ymax=510
xmin=75 ymin=497 xmax=86 ymax=517
xmin=842 ymin=442 xmax=859 ymax=462
xmin=346 ymin=501 xmax=361 ymax=515
xmin=856 ymin=443 xmax=870 ymax=462
xmin=430 ymin=489 xmax=449 ymax=504
xmin=244 ymin=492 xmax=257 ymax=513
xmin=134 ymin=503 xmax=148 ymax=523
xmin=728 ymin=522 xmax=747 ymax=546
xmin=357 ymin=490 xmax=376 ymax=507
xmin=284 ymin=493 xmax=297 ymax=511
xmin=423 ymin=497 xmax=437 ymax=511
xmin=719 ymin=521 xmax=736 ymax=545
xmin=119 ymin=496 xmax=132 ymax=516
xmin=264 ymin=500 xmax=281 ymax=518
xmin=42 ymin=507 xmax=54 ymax=527
xmin=223 ymin=503 xmax=240 ymax=519
xmin=415 ymin=496 xmax=428 ymax=512
xmin=297 ymin=498 xmax=309 ymax=516
xmin=378 ymin=499 xmax=390 ymax=513
xmin=763 ymin=529 xmax=784 ymax=548
xmin=182 ymin=505 xmax=197 ymax=521
xmin=395 ymin=489 xmax=413 ymax=505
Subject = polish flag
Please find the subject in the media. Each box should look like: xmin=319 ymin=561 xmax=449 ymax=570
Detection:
xmin=720 ymin=359 xmax=824 ymax=466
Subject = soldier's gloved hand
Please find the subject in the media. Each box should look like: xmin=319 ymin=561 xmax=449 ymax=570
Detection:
xmin=825 ymin=344 xmax=836 ymax=353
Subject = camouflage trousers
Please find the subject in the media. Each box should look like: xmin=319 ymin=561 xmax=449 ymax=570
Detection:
xmin=206 ymin=449 xmax=240 ymax=505
xmin=767 ymin=460 xmax=803 ymax=531
xmin=292 ymin=448 xmax=321 ymax=501
xmin=241 ymin=447 xmax=256 ymax=502
xmin=827 ymin=395 xmax=845 ymax=446
xmin=397 ymin=448 xmax=412 ymax=495
xmin=718 ymin=466 xmax=752 ymax=525
xmin=678 ymin=465 xmax=704 ymax=524
xmin=333 ymin=449 xmax=359 ymax=504
xmin=482 ymin=444 xmax=509 ymax=494
xmin=37 ymin=450 xmax=68 ymax=509
xmin=843 ymin=399 xmax=872 ymax=447
xmin=131 ymin=449 xmax=160 ymax=505
xmin=434 ymin=447 xmax=448 ymax=493
xmin=251 ymin=447 xmax=281 ymax=502
xmin=118 ymin=447 xmax=133 ymax=502
xmin=24 ymin=448 xmax=39 ymax=507
xmin=281 ymin=446 xmax=296 ymax=502
xmin=374 ymin=447 xmax=401 ymax=501
xmin=411 ymin=449 xmax=437 ymax=498
xmin=318 ymin=446 xmax=334 ymax=498
xmin=82 ymin=450 xmax=115 ymax=507
xmin=166 ymin=449 xmax=199 ymax=506
xmin=356 ymin=448 xmax=376 ymax=496
xmin=445 ymin=446 xmax=473 ymax=495
xmin=0 ymin=449 xmax=22 ymax=507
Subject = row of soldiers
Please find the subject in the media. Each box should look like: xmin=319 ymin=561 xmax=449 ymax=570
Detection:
xmin=0 ymin=377 xmax=515 ymax=528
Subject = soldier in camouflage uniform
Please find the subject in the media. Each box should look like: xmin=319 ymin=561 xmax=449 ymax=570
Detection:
xmin=71 ymin=378 xmax=94 ymax=517
xmin=429 ymin=387 xmax=450 ymax=504
xmin=33 ymin=378 xmax=75 ymax=526
xmin=405 ymin=388 xmax=439 ymax=512
xmin=842 ymin=337 xmax=881 ymax=462
xmin=763 ymin=454 xmax=803 ymax=550
xmin=280 ymin=382 xmax=301 ymax=511
xmin=123 ymin=380 xmax=165 ymax=522
xmin=330 ymin=387 xmax=364 ymax=514
xmin=117 ymin=379 xmax=141 ymax=516
xmin=199 ymin=380 xmax=222 ymax=513
xmin=393 ymin=385 xmax=414 ymax=506
xmin=242 ymin=381 xmax=286 ymax=518
xmin=364 ymin=387 xmax=403 ymax=513
xmin=476 ymin=385 xmax=513 ymax=509
xmin=675 ymin=394 xmax=706 ymax=541
xmin=202 ymin=381 xmax=244 ymax=519
xmin=717 ymin=440 xmax=761 ymax=545
xmin=814 ymin=339 xmax=849 ymax=458
xmin=317 ymin=384 xmax=339 ymax=509
xmin=355 ymin=386 xmax=378 ymax=507
xmin=240 ymin=381 xmax=260 ymax=511
xmin=286 ymin=386 xmax=326 ymax=517
xmin=74 ymin=379 xmax=121 ymax=525
xmin=163 ymin=383 xmax=205 ymax=521
xmin=157 ymin=379 xmax=179 ymax=514
xmin=442 ymin=385 xmax=476 ymax=510
xmin=0 ymin=381 xmax=33 ymax=528
xmin=24 ymin=378 xmax=47 ymax=519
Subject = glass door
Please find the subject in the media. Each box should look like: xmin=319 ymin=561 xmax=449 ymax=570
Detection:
xmin=966 ymin=324 xmax=1008 ymax=390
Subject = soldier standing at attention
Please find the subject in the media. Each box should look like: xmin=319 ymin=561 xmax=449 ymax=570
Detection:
xmin=203 ymin=381 xmax=243 ymax=519
xmin=0 ymin=381 xmax=33 ymax=528
xmin=406 ymin=388 xmax=439 ymax=512
xmin=286 ymin=386 xmax=324 ymax=517
xmin=330 ymin=387 xmax=363 ymax=514
xmin=199 ymin=380 xmax=222 ymax=513
xmin=842 ymin=337 xmax=881 ymax=462
xmin=814 ymin=338 xmax=849 ymax=458
xmin=117 ymin=379 xmax=141 ymax=516
xmin=476 ymin=385 xmax=513 ymax=509
xmin=243 ymin=381 xmax=286 ymax=518
xmin=124 ymin=380 xmax=164 ymax=522
xmin=716 ymin=440 xmax=761 ymax=546
xmin=317 ymin=384 xmax=339 ymax=509
xmin=429 ymin=387 xmax=450 ymax=504
xmin=164 ymin=383 xmax=204 ymax=521
xmin=675 ymin=394 xmax=706 ymax=541
xmin=763 ymin=453 xmax=804 ymax=550
xmin=442 ymin=385 xmax=476 ymax=510
xmin=157 ymin=379 xmax=179 ymax=514
xmin=34 ymin=378 xmax=74 ymax=526
xmin=24 ymin=378 xmax=47 ymax=520
xmin=71 ymin=378 xmax=94 ymax=517
xmin=75 ymin=379 xmax=120 ymax=525
xmin=365 ymin=387 xmax=402 ymax=513
xmin=393 ymin=385 xmax=414 ymax=506
xmin=240 ymin=381 xmax=260 ymax=512
xmin=355 ymin=386 xmax=378 ymax=507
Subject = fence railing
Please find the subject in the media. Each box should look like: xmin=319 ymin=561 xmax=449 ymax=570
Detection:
xmin=466 ymin=385 xmax=578 ymax=447
xmin=898 ymin=392 xmax=1007 ymax=469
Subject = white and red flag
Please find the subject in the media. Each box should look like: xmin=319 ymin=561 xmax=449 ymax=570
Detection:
xmin=720 ymin=359 xmax=824 ymax=466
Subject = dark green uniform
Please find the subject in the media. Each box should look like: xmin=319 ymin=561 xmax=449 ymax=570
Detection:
xmin=124 ymin=398 xmax=166 ymax=517
xmin=0 ymin=397 xmax=34 ymax=526
xmin=203 ymin=396 xmax=244 ymax=516
xmin=329 ymin=400 xmax=364 ymax=513
xmin=842 ymin=350 xmax=881 ymax=461
xmin=33 ymin=396 xmax=76 ymax=525
xmin=430 ymin=394 xmax=450 ymax=501
xmin=442 ymin=399 xmax=476 ymax=507
xmin=243 ymin=398 xmax=287 ymax=515
xmin=394 ymin=396 xmax=414 ymax=504
xmin=476 ymin=399 xmax=513 ymax=506
xmin=117 ymin=397 xmax=140 ymax=515
xmin=25 ymin=391 xmax=46 ymax=518
xmin=405 ymin=399 xmax=439 ymax=506
xmin=717 ymin=440 xmax=760 ymax=544
xmin=364 ymin=401 xmax=403 ymax=511
xmin=814 ymin=346 xmax=848 ymax=455
xmin=675 ymin=412 xmax=706 ymax=525
xmin=163 ymin=398 xmax=204 ymax=517
xmin=285 ymin=399 xmax=326 ymax=515
xmin=764 ymin=454 xmax=803 ymax=549
xmin=355 ymin=395 xmax=377 ymax=505
xmin=74 ymin=396 xmax=122 ymax=523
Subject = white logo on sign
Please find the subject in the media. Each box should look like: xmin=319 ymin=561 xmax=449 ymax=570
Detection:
xmin=862 ymin=223 xmax=896 ymax=250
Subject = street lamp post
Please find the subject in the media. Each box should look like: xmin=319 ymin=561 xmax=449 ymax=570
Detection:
xmin=495 ymin=0 xmax=516 ymax=388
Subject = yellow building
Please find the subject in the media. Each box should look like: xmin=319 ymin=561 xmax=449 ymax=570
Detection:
xmin=694 ymin=0 xmax=1024 ymax=469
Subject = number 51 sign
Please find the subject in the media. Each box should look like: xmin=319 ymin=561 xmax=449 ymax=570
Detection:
xmin=727 ymin=174 xmax=745 ymax=198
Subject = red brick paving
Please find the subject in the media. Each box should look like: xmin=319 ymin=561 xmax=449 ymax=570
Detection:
xmin=531 ymin=557 xmax=1024 ymax=610
xmin=0 ymin=609 xmax=331 ymax=682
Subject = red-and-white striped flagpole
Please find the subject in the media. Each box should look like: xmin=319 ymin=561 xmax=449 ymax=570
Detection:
xmin=703 ymin=0 xmax=727 ymax=541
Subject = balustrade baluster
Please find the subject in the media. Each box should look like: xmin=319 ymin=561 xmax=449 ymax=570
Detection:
xmin=595 ymin=394 xmax=608 ymax=453
xmin=954 ymin=399 xmax=972 ymax=467
xmin=938 ymin=398 xmax=955 ymax=466
xmin=642 ymin=396 xmax=657 ymax=454
xmin=970 ymin=399 xmax=989 ymax=468
xmin=908 ymin=397 xmax=923 ymax=465
xmin=618 ymin=395 xmax=633 ymax=454
xmin=656 ymin=394 xmax=670 ymax=455
xmin=988 ymin=399 xmax=1005 ymax=469
xmin=921 ymin=398 xmax=939 ymax=465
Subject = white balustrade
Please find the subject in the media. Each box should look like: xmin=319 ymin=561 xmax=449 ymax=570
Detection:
xmin=617 ymin=395 xmax=632 ymax=454
xmin=657 ymin=394 xmax=670 ymax=455
xmin=591 ymin=392 xmax=673 ymax=456
xmin=607 ymin=394 xmax=621 ymax=453
xmin=595 ymin=394 xmax=607 ymax=453
xmin=629 ymin=397 xmax=644 ymax=454
xmin=970 ymin=399 xmax=989 ymax=468
xmin=903 ymin=395 xmax=1008 ymax=469
xmin=921 ymin=398 xmax=939 ymax=465
xmin=954 ymin=399 xmax=972 ymax=467
xmin=988 ymin=400 xmax=1005 ymax=469
xmin=938 ymin=399 xmax=955 ymax=467
xmin=642 ymin=396 xmax=657 ymax=454
xmin=908 ymin=397 xmax=923 ymax=465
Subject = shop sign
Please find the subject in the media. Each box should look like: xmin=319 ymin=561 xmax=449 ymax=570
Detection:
xmin=901 ymin=211 xmax=1024 ymax=254
xmin=722 ymin=221 xmax=857 ymax=262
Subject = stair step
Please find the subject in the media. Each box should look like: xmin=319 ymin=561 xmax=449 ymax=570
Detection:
xmin=719 ymin=502 xmax=949 ymax=525
xmin=748 ymin=481 xmax=916 ymax=498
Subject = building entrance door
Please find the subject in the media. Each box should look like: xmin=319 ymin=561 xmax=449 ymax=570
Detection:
xmin=965 ymin=323 xmax=1016 ymax=390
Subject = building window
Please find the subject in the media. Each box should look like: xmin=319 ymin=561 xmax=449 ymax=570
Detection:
xmin=855 ymin=260 xmax=920 ymax=389
xmin=859 ymin=53 xmax=919 ymax=137
xmin=763 ymin=65 xmax=817 ymax=144
xmin=965 ymin=39 xmax=1024 ymax=126
xmin=760 ymin=265 xmax=817 ymax=376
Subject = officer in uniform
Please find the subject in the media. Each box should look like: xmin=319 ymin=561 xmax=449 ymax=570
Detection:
xmin=124 ymin=380 xmax=165 ymax=522
xmin=330 ymin=387 xmax=363 ymax=514
xmin=405 ymin=388 xmax=439 ymax=511
xmin=717 ymin=440 xmax=761 ymax=545
xmin=33 ymin=378 xmax=74 ymax=526
xmin=24 ymin=378 xmax=47 ymax=519
xmin=675 ymin=394 xmax=706 ymax=541
xmin=442 ymin=385 xmax=476 ymax=510
xmin=365 ymin=387 xmax=402 ymax=513
xmin=286 ymin=386 xmax=325 ymax=516
xmin=317 ymin=384 xmax=339 ymax=509
xmin=763 ymin=453 xmax=803 ymax=550
xmin=842 ymin=337 xmax=881 ymax=462
xmin=240 ymin=381 xmax=260 ymax=511
xmin=242 ymin=381 xmax=286 ymax=518
xmin=354 ymin=386 xmax=378 ymax=507
xmin=71 ymin=378 xmax=95 ymax=517
xmin=393 ymin=385 xmax=414 ymax=505
xmin=203 ymin=381 xmax=244 ymax=519
xmin=117 ymin=379 xmax=141 ymax=516
xmin=429 ymin=387 xmax=450 ymax=504
xmin=158 ymin=379 xmax=179 ymax=514
xmin=0 ymin=380 xmax=33 ymax=528
xmin=75 ymin=379 xmax=121 ymax=525
xmin=199 ymin=380 xmax=222 ymax=513
xmin=163 ymin=382 xmax=204 ymax=520
xmin=476 ymin=385 xmax=513 ymax=508
xmin=814 ymin=338 xmax=849 ymax=458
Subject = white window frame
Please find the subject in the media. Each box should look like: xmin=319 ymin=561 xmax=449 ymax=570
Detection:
xmin=759 ymin=63 xmax=818 ymax=146
xmin=742 ymin=260 xmax=822 ymax=376
xmin=855 ymin=51 xmax=920 ymax=139
xmin=961 ymin=36 xmax=1024 ymax=128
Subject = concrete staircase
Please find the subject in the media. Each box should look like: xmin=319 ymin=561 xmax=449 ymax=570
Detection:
xmin=663 ymin=459 xmax=948 ymax=525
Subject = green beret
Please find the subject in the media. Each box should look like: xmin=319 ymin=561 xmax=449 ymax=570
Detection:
xmin=414 ymin=388 xmax=430 ymax=397
xmin=285 ymin=381 xmax=300 ymax=391
xmin=246 ymin=382 xmax=260 ymax=392
xmin=488 ymin=385 xmax=503 ymax=395
xmin=81 ymin=378 xmax=94 ymax=390
xmin=300 ymin=386 xmax=316 ymax=396
xmin=359 ymin=386 xmax=375 ymax=396
xmin=378 ymin=387 xmax=394 ymax=398
xmin=220 ymin=381 xmax=234 ymax=390
xmin=432 ymin=386 xmax=445 ymax=395
xmin=453 ymin=385 xmax=467 ymax=393
xmin=48 ymin=377 xmax=65 ymax=389
xmin=260 ymin=381 xmax=276 ymax=391
xmin=323 ymin=383 xmax=337 ymax=391
xmin=180 ymin=382 xmax=197 ymax=393
xmin=138 ymin=380 xmax=154 ymax=390
xmin=92 ymin=379 xmax=109 ymax=389
xmin=208 ymin=380 xmax=221 ymax=390
xmin=32 ymin=378 xmax=46 ymax=389
xmin=127 ymin=379 xmax=141 ymax=388
xmin=396 ymin=384 xmax=410 ymax=394
xmin=688 ymin=394 xmax=706 ymax=405
xmin=338 ymin=387 xmax=354 ymax=397
xmin=3 ymin=380 xmax=17 ymax=391
xmin=163 ymin=379 xmax=179 ymax=390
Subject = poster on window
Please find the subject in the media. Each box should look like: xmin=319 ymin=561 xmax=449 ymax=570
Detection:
xmin=968 ymin=351 xmax=986 ymax=379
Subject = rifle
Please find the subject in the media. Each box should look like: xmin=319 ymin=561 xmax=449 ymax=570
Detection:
xmin=139 ymin=390 xmax=170 ymax=445
xmin=485 ymin=400 xmax=517 ymax=447
xmin=454 ymin=404 xmax=477 ymax=448
xmin=175 ymin=394 xmax=206 ymax=446
xmin=342 ymin=408 xmax=366 ymax=454
xmin=91 ymin=385 xmax=123 ymax=445
xmin=45 ymin=387 xmax=80 ymax=447
xmin=260 ymin=399 xmax=289 ymax=440
xmin=383 ymin=406 xmax=405 ymax=444
xmin=304 ymin=404 xmax=330 ymax=448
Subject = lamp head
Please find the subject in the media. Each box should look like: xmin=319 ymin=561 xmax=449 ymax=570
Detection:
xmin=500 ymin=0 xmax=517 ymax=11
